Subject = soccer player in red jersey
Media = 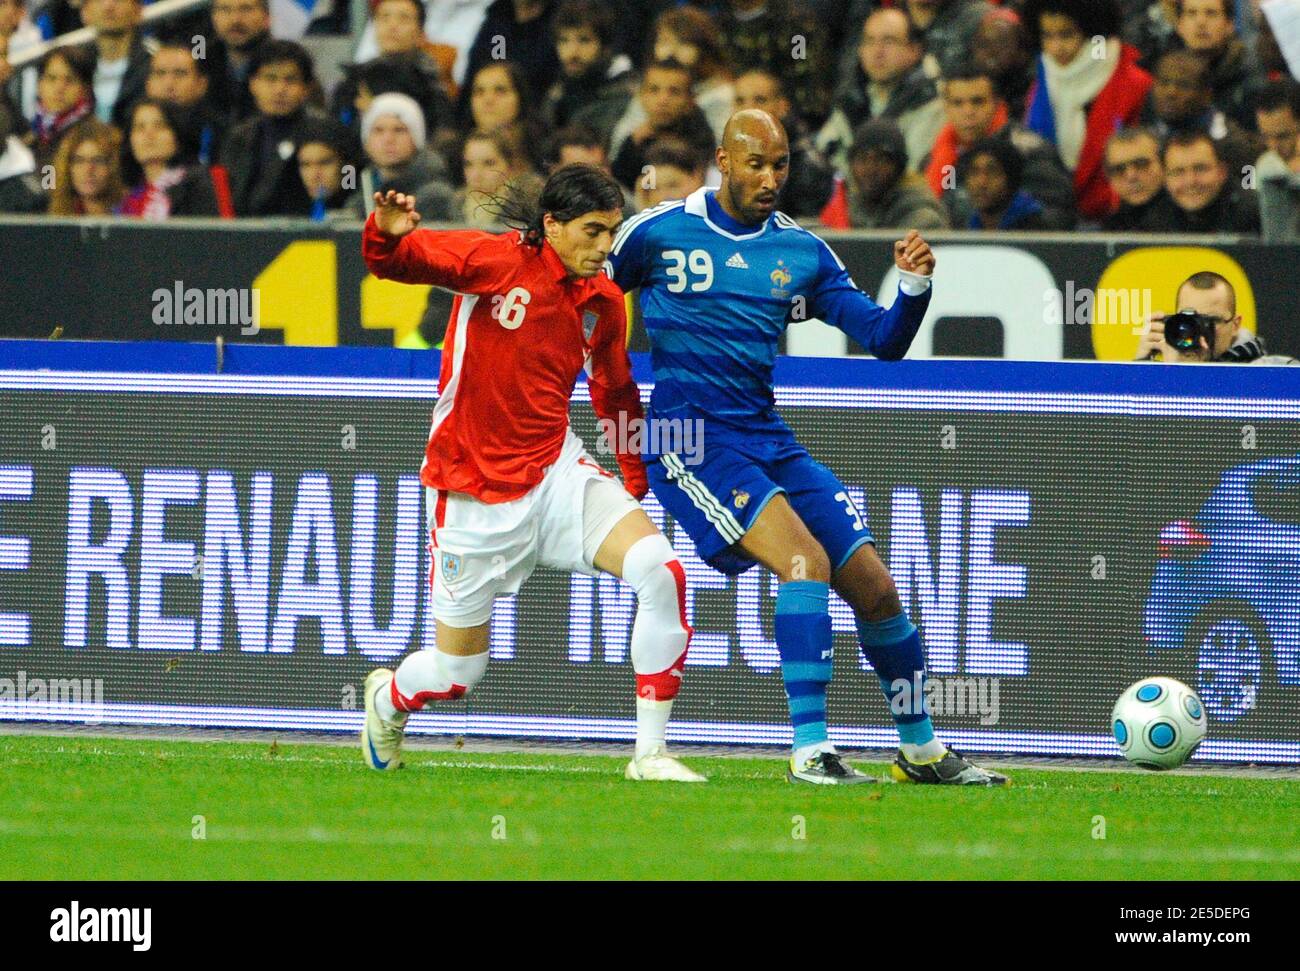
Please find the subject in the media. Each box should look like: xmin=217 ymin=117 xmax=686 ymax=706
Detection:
xmin=359 ymin=165 xmax=703 ymax=781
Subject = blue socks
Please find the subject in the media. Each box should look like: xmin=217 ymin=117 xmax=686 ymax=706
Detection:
xmin=856 ymin=612 xmax=937 ymax=747
xmin=774 ymin=584 xmax=940 ymax=757
xmin=774 ymin=581 xmax=833 ymax=751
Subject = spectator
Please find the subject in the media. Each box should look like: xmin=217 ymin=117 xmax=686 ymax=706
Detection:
xmin=459 ymin=0 xmax=560 ymax=121
xmin=78 ymin=0 xmax=155 ymax=128
xmin=1101 ymin=127 xmax=1170 ymax=230
xmin=1253 ymin=81 xmax=1300 ymax=240
xmin=970 ymin=7 xmax=1034 ymax=119
xmin=716 ymin=0 xmax=835 ymax=129
xmin=650 ymin=6 xmax=734 ymax=140
xmin=463 ymin=60 xmax=548 ymax=173
xmin=1023 ymin=0 xmax=1153 ymax=221
xmin=547 ymin=122 xmax=633 ymax=212
xmin=452 ymin=125 xmax=542 ymax=229
xmin=334 ymin=53 xmax=456 ymax=150
xmin=957 ymin=135 xmax=1052 ymax=229
xmin=117 ymin=98 xmax=226 ymax=218
xmin=334 ymin=0 xmax=456 ymax=135
xmin=351 ymin=0 xmax=492 ymax=95
xmin=27 ymin=47 xmax=95 ymax=170
xmin=923 ymin=63 xmax=1076 ymax=227
xmin=542 ymin=0 xmax=634 ymax=145
xmin=1141 ymin=129 xmax=1260 ymax=232
xmin=296 ymin=116 xmax=360 ymax=221
xmin=0 ymin=0 xmax=42 ymax=120
xmin=0 ymin=92 xmax=42 ymax=211
xmin=207 ymin=0 xmax=272 ymax=126
xmin=816 ymin=8 xmax=945 ymax=176
xmin=633 ymin=135 xmax=705 ymax=210
xmin=1174 ymin=0 xmax=1260 ymax=130
xmin=1135 ymin=271 xmax=1298 ymax=364
xmin=610 ymin=58 xmax=714 ymax=191
xmin=905 ymin=0 xmax=992 ymax=78
xmin=146 ymin=41 xmax=225 ymax=164
xmin=1141 ymin=47 xmax=1262 ymax=180
xmin=733 ymin=68 xmax=833 ymax=216
xmin=349 ymin=91 xmax=454 ymax=219
xmin=220 ymin=40 xmax=324 ymax=216
xmin=820 ymin=117 xmax=949 ymax=229
xmin=1123 ymin=0 xmax=1179 ymax=71
xmin=548 ymin=123 xmax=609 ymax=171
xmin=370 ymin=0 xmax=455 ymax=91
xmin=1254 ymin=78 xmax=1300 ymax=172
xmin=47 ymin=115 xmax=127 ymax=214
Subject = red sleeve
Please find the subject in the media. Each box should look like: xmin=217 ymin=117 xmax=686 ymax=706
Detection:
xmin=587 ymin=293 xmax=648 ymax=500
xmin=362 ymin=214 xmax=512 ymax=293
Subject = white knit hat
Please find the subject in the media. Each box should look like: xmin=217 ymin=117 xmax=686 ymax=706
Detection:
xmin=361 ymin=93 xmax=426 ymax=150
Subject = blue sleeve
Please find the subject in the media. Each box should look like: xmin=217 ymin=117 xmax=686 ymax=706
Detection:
xmin=603 ymin=210 xmax=657 ymax=292
xmin=808 ymin=237 xmax=931 ymax=361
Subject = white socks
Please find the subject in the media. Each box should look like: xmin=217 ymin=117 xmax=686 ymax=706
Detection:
xmin=380 ymin=649 xmax=490 ymax=716
xmin=901 ymin=738 xmax=947 ymax=763
xmin=635 ymin=697 xmax=674 ymax=759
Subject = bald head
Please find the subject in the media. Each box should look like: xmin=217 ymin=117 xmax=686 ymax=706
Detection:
xmin=716 ymin=108 xmax=791 ymax=225
xmin=721 ymin=109 xmax=788 ymax=157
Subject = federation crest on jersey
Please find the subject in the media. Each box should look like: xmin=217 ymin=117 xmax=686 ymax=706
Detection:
xmin=440 ymin=551 xmax=463 ymax=583
xmin=582 ymin=310 xmax=599 ymax=342
xmin=770 ymin=260 xmax=792 ymax=298
xmin=732 ymin=489 xmax=750 ymax=509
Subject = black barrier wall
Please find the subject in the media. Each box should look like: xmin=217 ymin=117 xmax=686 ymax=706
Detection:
xmin=0 ymin=369 xmax=1297 ymax=761
xmin=1 ymin=217 xmax=1297 ymax=360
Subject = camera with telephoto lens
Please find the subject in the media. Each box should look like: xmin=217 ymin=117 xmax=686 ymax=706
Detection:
xmin=1162 ymin=309 xmax=1218 ymax=357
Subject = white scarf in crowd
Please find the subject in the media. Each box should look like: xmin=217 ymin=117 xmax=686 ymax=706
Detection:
xmin=1043 ymin=37 xmax=1120 ymax=171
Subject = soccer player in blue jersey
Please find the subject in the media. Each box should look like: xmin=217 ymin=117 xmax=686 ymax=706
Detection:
xmin=605 ymin=110 xmax=1008 ymax=785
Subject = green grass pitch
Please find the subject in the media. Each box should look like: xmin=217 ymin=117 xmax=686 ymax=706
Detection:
xmin=2 ymin=734 xmax=1298 ymax=880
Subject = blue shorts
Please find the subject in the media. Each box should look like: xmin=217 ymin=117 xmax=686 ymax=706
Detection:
xmin=647 ymin=430 xmax=875 ymax=576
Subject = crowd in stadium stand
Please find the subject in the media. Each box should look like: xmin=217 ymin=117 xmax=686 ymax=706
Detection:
xmin=1 ymin=0 xmax=1299 ymax=239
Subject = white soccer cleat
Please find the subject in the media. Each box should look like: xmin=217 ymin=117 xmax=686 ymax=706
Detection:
xmin=361 ymin=668 xmax=408 ymax=772
xmin=625 ymin=746 xmax=707 ymax=782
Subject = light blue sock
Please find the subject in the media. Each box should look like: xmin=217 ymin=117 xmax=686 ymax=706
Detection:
xmin=774 ymin=580 xmax=834 ymax=752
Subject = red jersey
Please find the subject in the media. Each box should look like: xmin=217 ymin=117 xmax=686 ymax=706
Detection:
xmin=363 ymin=215 xmax=647 ymax=504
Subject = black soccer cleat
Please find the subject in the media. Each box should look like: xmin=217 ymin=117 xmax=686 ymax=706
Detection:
xmin=890 ymin=747 xmax=1010 ymax=786
xmin=787 ymin=750 xmax=879 ymax=785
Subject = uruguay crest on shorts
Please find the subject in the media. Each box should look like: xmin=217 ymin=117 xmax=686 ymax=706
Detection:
xmin=440 ymin=551 xmax=463 ymax=583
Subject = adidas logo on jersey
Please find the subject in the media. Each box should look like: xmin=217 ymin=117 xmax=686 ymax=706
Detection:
xmin=725 ymin=252 xmax=749 ymax=269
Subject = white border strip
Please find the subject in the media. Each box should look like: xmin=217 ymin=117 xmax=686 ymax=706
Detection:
xmin=2 ymin=371 xmax=1298 ymax=419
xmin=2 ymin=702 xmax=1296 ymax=764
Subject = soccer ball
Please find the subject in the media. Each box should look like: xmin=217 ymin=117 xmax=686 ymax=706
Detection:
xmin=1111 ymin=677 xmax=1207 ymax=769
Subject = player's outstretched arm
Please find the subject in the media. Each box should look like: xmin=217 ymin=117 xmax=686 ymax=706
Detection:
xmin=812 ymin=229 xmax=935 ymax=361
xmin=362 ymin=191 xmax=505 ymax=291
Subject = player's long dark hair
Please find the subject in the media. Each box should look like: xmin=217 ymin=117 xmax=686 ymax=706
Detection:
xmin=490 ymin=164 xmax=625 ymax=247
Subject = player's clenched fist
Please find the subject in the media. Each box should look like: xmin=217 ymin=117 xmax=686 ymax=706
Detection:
xmin=373 ymin=190 xmax=421 ymax=238
xmin=893 ymin=229 xmax=935 ymax=277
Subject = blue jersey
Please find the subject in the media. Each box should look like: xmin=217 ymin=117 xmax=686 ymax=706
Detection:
xmin=604 ymin=186 xmax=932 ymax=442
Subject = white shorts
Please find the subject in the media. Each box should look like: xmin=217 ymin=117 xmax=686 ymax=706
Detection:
xmin=427 ymin=431 xmax=643 ymax=628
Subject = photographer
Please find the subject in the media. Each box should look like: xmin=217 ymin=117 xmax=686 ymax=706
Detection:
xmin=1135 ymin=271 xmax=1299 ymax=364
